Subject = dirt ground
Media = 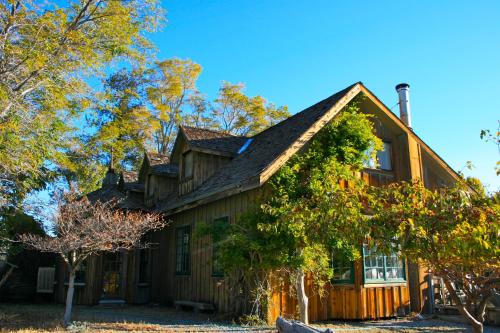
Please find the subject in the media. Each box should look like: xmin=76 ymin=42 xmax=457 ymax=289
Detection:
xmin=0 ymin=303 xmax=499 ymax=333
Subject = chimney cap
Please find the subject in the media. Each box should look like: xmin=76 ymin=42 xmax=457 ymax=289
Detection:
xmin=395 ymin=83 xmax=410 ymax=91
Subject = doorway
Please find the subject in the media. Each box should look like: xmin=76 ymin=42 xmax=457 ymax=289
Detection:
xmin=102 ymin=252 xmax=122 ymax=298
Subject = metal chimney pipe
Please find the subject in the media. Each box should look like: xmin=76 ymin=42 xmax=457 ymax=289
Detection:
xmin=395 ymin=83 xmax=412 ymax=128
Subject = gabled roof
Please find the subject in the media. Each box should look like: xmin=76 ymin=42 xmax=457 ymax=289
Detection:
xmin=158 ymin=82 xmax=462 ymax=214
xmin=158 ymin=83 xmax=361 ymax=212
xmin=86 ymin=185 xmax=146 ymax=210
xmin=179 ymin=126 xmax=248 ymax=156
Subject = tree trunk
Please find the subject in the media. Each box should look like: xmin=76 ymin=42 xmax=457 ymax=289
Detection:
xmin=296 ymin=268 xmax=309 ymax=325
xmin=63 ymin=270 xmax=76 ymax=327
xmin=443 ymin=279 xmax=483 ymax=333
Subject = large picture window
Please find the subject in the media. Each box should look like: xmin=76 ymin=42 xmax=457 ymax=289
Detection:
xmin=175 ymin=226 xmax=191 ymax=275
xmin=363 ymin=245 xmax=405 ymax=283
xmin=212 ymin=216 xmax=229 ymax=277
xmin=331 ymin=253 xmax=354 ymax=284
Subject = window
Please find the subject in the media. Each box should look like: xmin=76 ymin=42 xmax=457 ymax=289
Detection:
xmin=138 ymin=249 xmax=150 ymax=284
xmin=175 ymin=226 xmax=191 ymax=275
xmin=377 ymin=142 xmax=392 ymax=171
xmin=183 ymin=151 xmax=193 ymax=179
xmin=331 ymin=253 xmax=354 ymax=284
xmin=212 ymin=216 xmax=229 ymax=277
xmin=363 ymin=245 xmax=405 ymax=283
xmin=74 ymin=260 xmax=86 ymax=284
xmin=364 ymin=142 xmax=392 ymax=171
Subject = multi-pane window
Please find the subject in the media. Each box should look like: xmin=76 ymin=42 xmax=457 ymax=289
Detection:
xmin=212 ymin=216 xmax=229 ymax=277
xmin=183 ymin=151 xmax=193 ymax=179
xmin=331 ymin=253 xmax=354 ymax=284
xmin=138 ymin=249 xmax=150 ymax=284
xmin=175 ymin=226 xmax=191 ymax=275
xmin=363 ymin=245 xmax=405 ymax=283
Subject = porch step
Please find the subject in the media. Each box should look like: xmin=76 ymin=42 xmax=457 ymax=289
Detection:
xmin=174 ymin=300 xmax=215 ymax=313
xmin=98 ymin=298 xmax=126 ymax=307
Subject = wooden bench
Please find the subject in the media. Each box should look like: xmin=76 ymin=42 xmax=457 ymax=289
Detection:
xmin=174 ymin=300 xmax=215 ymax=313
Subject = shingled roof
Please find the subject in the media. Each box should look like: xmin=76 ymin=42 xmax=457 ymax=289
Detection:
xmin=86 ymin=186 xmax=146 ymax=210
xmin=146 ymin=152 xmax=170 ymax=166
xmin=122 ymin=171 xmax=138 ymax=184
xmin=150 ymin=163 xmax=179 ymax=177
xmin=158 ymin=83 xmax=361 ymax=212
xmin=181 ymin=126 xmax=248 ymax=156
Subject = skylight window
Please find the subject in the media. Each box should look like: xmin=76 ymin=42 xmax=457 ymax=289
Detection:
xmin=237 ymin=138 xmax=253 ymax=154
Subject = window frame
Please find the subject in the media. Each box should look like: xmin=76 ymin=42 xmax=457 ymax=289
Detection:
xmin=211 ymin=216 xmax=229 ymax=277
xmin=364 ymin=141 xmax=393 ymax=171
xmin=377 ymin=141 xmax=393 ymax=171
xmin=65 ymin=257 xmax=86 ymax=286
xmin=138 ymin=248 xmax=151 ymax=284
xmin=175 ymin=225 xmax=191 ymax=275
xmin=182 ymin=151 xmax=194 ymax=179
xmin=330 ymin=253 xmax=355 ymax=285
xmin=362 ymin=245 xmax=406 ymax=285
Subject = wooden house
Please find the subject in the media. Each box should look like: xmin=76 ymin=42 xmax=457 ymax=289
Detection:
xmin=54 ymin=82 xmax=461 ymax=322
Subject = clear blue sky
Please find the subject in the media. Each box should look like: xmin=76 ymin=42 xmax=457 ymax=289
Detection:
xmin=151 ymin=1 xmax=499 ymax=190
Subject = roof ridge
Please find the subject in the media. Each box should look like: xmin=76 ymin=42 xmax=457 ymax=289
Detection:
xmin=181 ymin=124 xmax=246 ymax=138
xmin=249 ymin=82 xmax=361 ymax=140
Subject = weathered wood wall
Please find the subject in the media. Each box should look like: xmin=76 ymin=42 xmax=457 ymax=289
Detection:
xmin=150 ymin=188 xmax=264 ymax=313
xmin=267 ymin=261 xmax=411 ymax=323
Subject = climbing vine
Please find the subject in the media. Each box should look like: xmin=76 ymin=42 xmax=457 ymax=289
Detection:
xmin=197 ymin=98 xmax=382 ymax=321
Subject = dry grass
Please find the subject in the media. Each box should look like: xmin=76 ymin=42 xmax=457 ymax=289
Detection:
xmin=0 ymin=304 xmax=490 ymax=333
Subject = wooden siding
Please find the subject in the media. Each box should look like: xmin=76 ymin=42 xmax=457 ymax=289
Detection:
xmin=179 ymin=151 xmax=231 ymax=196
xmin=57 ymin=96 xmax=458 ymax=319
xmin=267 ymin=261 xmax=411 ymax=323
xmin=150 ymin=188 xmax=264 ymax=313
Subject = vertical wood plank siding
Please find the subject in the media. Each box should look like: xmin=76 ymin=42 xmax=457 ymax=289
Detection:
xmin=267 ymin=261 xmax=411 ymax=323
xmin=149 ymin=189 xmax=263 ymax=313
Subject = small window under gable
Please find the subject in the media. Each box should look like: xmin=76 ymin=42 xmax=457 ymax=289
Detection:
xmin=377 ymin=142 xmax=392 ymax=171
xmin=183 ymin=151 xmax=193 ymax=179
xmin=364 ymin=142 xmax=392 ymax=171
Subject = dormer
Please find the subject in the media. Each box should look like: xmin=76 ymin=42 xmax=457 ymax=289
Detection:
xmin=138 ymin=152 xmax=170 ymax=184
xmin=171 ymin=126 xmax=247 ymax=196
xmin=145 ymin=163 xmax=179 ymax=207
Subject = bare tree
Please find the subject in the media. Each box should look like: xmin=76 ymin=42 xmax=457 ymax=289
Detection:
xmin=19 ymin=198 xmax=166 ymax=327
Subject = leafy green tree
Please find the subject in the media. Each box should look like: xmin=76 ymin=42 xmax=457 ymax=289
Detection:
xmin=0 ymin=0 xmax=165 ymax=206
xmin=371 ymin=181 xmax=499 ymax=333
xmin=211 ymin=82 xmax=289 ymax=136
xmin=199 ymin=102 xmax=382 ymax=323
xmin=147 ymin=58 xmax=202 ymax=154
